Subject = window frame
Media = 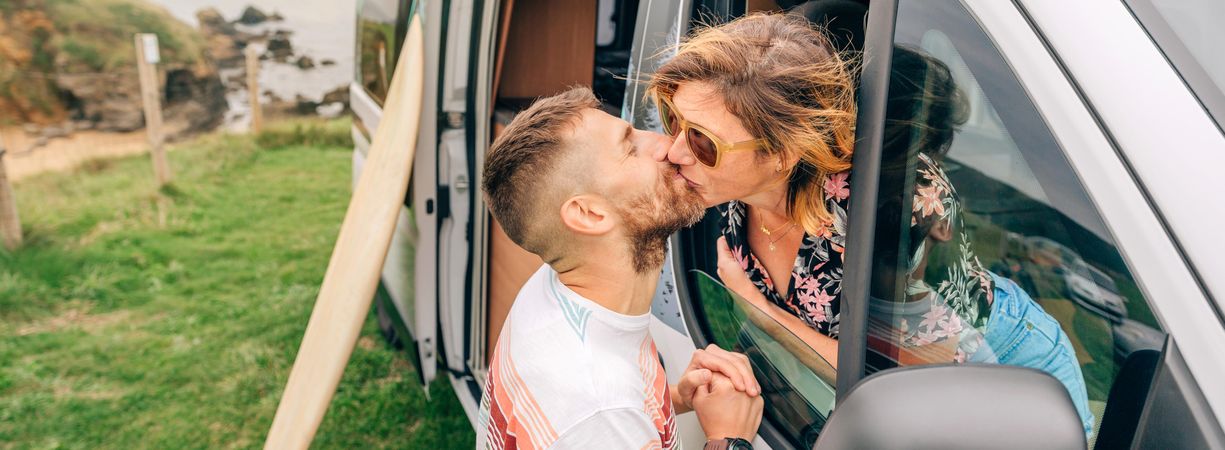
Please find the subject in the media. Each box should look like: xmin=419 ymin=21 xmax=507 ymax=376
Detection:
xmin=1122 ymin=0 xmax=1225 ymax=136
xmin=667 ymin=0 xmax=900 ymax=446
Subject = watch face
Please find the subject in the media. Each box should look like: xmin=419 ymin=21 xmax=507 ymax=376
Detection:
xmin=728 ymin=438 xmax=754 ymax=450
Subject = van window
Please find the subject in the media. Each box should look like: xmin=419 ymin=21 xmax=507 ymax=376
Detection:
xmin=356 ymin=0 xmax=404 ymax=104
xmin=864 ymin=0 xmax=1166 ymax=445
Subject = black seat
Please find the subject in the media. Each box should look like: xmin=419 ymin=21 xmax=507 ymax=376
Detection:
xmin=1094 ymin=348 xmax=1162 ymax=449
xmin=789 ymin=0 xmax=869 ymax=54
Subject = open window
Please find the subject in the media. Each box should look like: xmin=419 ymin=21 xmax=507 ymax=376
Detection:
xmin=478 ymin=0 xmax=643 ymax=372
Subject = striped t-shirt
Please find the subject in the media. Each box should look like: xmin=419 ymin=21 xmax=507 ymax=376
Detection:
xmin=476 ymin=265 xmax=678 ymax=450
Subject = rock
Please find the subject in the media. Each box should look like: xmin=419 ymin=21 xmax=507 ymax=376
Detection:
xmin=264 ymin=30 xmax=293 ymax=62
xmin=197 ymin=7 xmax=252 ymax=67
xmin=54 ymin=72 xmax=146 ymax=131
xmin=320 ymin=59 xmax=336 ymax=66
xmin=295 ymin=56 xmax=315 ymax=70
xmin=321 ymin=86 xmax=348 ymax=105
xmin=205 ymin=33 xmax=242 ymax=66
xmin=196 ymin=8 xmax=236 ymax=36
xmin=293 ymin=94 xmax=320 ymax=115
xmin=237 ymin=6 xmax=269 ymax=25
xmin=316 ymin=102 xmax=345 ymax=118
xmin=22 ymin=124 xmax=40 ymax=135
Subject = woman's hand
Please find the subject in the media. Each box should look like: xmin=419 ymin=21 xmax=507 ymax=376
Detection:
xmin=672 ymin=344 xmax=761 ymax=414
xmin=716 ymin=236 xmax=770 ymax=311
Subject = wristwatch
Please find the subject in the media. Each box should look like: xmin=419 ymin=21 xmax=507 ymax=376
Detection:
xmin=703 ymin=437 xmax=753 ymax=450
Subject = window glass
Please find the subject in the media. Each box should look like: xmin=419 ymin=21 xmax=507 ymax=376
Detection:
xmin=357 ymin=0 xmax=402 ymax=104
xmin=692 ymin=272 xmax=836 ymax=450
xmin=866 ymin=0 xmax=1167 ymax=445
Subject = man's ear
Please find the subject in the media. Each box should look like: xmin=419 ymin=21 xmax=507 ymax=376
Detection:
xmin=560 ymin=195 xmax=614 ymax=236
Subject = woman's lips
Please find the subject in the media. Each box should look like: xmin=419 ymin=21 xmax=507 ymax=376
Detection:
xmin=674 ymin=170 xmax=700 ymax=188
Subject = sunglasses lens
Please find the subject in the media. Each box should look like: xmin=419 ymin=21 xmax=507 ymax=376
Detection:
xmin=659 ymin=101 xmax=680 ymax=137
xmin=687 ymin=127 xmax=719 ymax=167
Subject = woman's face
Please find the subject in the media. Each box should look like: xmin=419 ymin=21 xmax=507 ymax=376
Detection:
xmin=663 ymin=81 xmax=783 ymax=207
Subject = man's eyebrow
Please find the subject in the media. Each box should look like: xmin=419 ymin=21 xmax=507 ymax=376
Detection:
xmin=617 ymin=123 xmax=634 ymax=160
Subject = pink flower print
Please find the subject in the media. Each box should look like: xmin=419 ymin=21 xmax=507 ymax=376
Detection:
xmin=798 ymin=288 xmax=834 ymax=323
xmin=824 ymin=172 xmax=850 ymax=202
xmin=938 ymin=312 xmax=963 ymax=336
xmin=913 ymin=185 xmax=946 ymax=218
xmin=912 ymin=330 xmax=938 ymax=347
xmin=732 ymin=245 xmax=749 ymax=271
xmin=954 ymin=348 xmax=967 ymax=363
xmin=920 ymin=303 xmax=950 ymax=333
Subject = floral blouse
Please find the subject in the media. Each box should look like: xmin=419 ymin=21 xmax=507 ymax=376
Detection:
xmin=718 ymin=171 xmax=852 ymax=338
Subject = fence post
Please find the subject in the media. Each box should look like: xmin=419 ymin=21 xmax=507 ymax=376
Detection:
xmin=0 ymin=131 xmax=22 ymax=250
xmin=245 ymin=45 xmax=263 ymax=133
xmin=134 ymin=33 xmax=173 ymax=186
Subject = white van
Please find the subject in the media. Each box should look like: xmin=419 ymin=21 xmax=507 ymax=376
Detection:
xmin=350 ymin=0 xmax=1225 ymax=448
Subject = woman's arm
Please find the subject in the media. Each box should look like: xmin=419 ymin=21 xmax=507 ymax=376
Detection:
xmin=716 ymin=237 xmax=840 ymax=371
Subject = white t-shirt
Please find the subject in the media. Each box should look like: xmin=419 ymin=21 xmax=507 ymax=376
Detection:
xmin=476 ymin=265 xmax=678 ymax=450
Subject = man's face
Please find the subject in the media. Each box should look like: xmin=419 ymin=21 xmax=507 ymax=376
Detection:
xmin=572 ymin=108 xmax=706 ymax=272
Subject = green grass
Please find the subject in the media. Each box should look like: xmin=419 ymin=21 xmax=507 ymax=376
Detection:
xmin=0 ymin=118 xmax=473 ymax=449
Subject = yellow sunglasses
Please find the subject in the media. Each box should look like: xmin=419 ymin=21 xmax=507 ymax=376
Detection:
xmin=656 ymin=95 xmax=768 ymax=168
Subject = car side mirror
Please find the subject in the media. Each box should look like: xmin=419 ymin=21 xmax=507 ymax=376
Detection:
xmin=814 ymin=364 xmax=1086 ymax=449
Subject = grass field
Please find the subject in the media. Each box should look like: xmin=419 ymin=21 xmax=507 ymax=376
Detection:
xmin=0 ymin=119 xmax=474 ymax=449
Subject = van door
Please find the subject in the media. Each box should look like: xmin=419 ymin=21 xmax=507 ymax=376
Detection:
xmin=352 ymin=0 xmax=442 ymax=391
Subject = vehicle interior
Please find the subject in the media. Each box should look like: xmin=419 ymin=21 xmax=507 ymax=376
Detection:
xmin=483 ymin=0 xmax=645 ymax=363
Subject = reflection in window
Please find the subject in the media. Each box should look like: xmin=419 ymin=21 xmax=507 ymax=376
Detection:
xmin=357 ymin=0 xmax=402 ymax=104
xmin=867 ymin=0 xmax=1166 ymax=445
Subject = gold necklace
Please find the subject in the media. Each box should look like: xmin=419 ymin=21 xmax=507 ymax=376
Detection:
xmin=765 ymin=222 xmax=797 ymax=251
xmin=757 ymin=210 xmax=793 ymax=236
xmin=749 ymin=210 xmax=798 ymax=252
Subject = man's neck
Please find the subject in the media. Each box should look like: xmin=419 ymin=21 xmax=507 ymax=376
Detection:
xmin=556 ymin=253 xmax=659 ymax=316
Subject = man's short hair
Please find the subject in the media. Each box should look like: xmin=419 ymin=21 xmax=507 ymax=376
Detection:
xmin=482 ymin=87 xmax=600 ymax=255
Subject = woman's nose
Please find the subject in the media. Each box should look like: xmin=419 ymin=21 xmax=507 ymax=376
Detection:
xmin=665 ymin=133 xmax=696 ymax=166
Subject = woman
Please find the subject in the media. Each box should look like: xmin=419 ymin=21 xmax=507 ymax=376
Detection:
xmin=646 ymin=12 xmax=857 ymax=366
xmin=647 ymin=13 xmax=1094 ymax=436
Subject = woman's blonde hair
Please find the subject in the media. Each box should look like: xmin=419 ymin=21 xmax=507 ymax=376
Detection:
xmin=646 ymin=12 xmax=858 ymax=235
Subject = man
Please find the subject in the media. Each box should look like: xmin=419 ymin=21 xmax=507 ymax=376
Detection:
xmin=477 ymin=87 xmax=763 ymax=449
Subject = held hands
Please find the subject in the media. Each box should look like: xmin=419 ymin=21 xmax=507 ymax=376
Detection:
xmin=676 ymin=344 xmax=760 ymax=414
xmin=693 ymin=374 xmax=765 ymax=442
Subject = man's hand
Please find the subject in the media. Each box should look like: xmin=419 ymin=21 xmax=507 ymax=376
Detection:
xmin=672 ymin=344 xmax=760 ymax=414
xmin=692 ymin=374 xmax=764 ymax=442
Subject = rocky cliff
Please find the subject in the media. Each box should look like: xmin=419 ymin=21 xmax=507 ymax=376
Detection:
xmin=0 ymin=0 xmax=225 ymax=137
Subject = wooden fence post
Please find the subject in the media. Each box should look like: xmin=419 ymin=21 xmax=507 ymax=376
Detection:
xmin=134 ymin=33 xmax=173 ymax=186
xmin=0 ymin=131 xmax=22 ymax=250
xmin=245 ymin=45 xmax=263 ymax=133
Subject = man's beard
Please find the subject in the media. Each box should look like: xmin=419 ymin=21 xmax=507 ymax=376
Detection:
xmin=618 ymin=169 xmax=706 ymax=274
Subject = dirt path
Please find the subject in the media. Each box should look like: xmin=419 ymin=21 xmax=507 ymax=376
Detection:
xmin=1 ymin=122 xmax=193 ymax=182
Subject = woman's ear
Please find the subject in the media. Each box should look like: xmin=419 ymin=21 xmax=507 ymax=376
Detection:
xmin=930 ymin=218 xmax=954 ymax=242
xmin=560 ymin=195 xmax=614 ymax=236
